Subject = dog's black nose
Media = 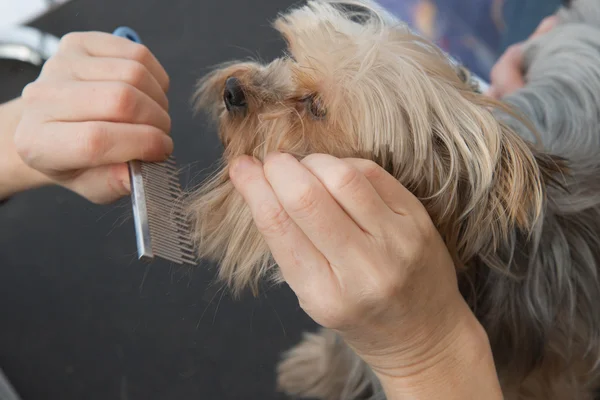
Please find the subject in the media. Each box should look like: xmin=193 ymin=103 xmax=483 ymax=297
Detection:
xmin=223 ymin=77 xmax=247 ymax=111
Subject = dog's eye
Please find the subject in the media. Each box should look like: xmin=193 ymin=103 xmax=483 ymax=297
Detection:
xmin=305 ymin=95 xmax=327 ymax=120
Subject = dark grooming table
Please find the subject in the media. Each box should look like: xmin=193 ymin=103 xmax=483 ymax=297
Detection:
xmin=0 ymin=1 xmax=316 ymax=399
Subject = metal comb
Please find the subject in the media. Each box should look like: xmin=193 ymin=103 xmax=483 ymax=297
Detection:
xmin=113 ymin=27 xmax=195 ymax=265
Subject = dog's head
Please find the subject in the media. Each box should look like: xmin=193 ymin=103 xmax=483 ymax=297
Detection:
xmin=188 ymin=0 xmax=563 ymax=294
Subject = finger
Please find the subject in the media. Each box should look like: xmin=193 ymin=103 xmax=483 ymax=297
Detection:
xmin=42 ymin=55 xmax=169 ymax=111
xmin=263 ymin=152 xmax=366 ymax=267
xmin=484 ymin=86 xmax=500 ymax=99
xmin=20 ymin=121 xmax=172 ymax=172
xmin=228 ymin=156 xmax=336 ymax=298
xmin=530 ymin=16 xmax=558 ymax=38
xmin=300 ymin=154 xmax=392 ymax=234
xmin=65 ymin=163 xmax=131 ymax=204
xmin=23 ymin=80 xmax=171 ymax=133
xmin=488 ymin=43 xmax=525 ymax=98
xmin=58 ymin=32 xmax=170 ymax=92
xmin=343 ymin=158 xmax=424 ymax=216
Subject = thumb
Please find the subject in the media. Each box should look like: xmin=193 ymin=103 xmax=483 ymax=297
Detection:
xmin=65 ymin=163 xmax=131 ymax=204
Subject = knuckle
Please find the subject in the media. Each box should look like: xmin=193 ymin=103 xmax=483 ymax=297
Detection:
xmin=142 ymin=129 xmax=170 ymax=158
xmin=59 ymin=32 xmax=84 ymax=51
xmin=108 ymin=83 xmax=137 ymax=119
xmin=124 ymin=61 xmax=147 ymax=87
xmin=358 ymin=159 xmax=381 ymax=180
xmin=287 ymin=183 xmax=319 ymax=217
xmin=359 ymin=267 xmax=400 ymax=304
xmin=403 ymin=219 xmax=434 ymax=265
xmin=13 ymin=130 xmax=34 ymax=165
xmin=131 ymin=44 xmax=152 ymax=64
xmin=21 ymin=81 xmax=43 ymax=101
xmin=328 ymin=163 xmax=361 ymax=193
xmin=375 ymin=275 xmax=401 ymax=302
xmin=79 ymin=122 xmax=109 ymax=163
xmin=40 ymin=55 xmax=63 ymax=75
xmin=255 ymin=202 xmax=293 ymax=236
xmin=14 ymin=119 xmax=51 ymax=169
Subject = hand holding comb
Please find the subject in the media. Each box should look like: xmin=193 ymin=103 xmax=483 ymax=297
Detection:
xmin=112 ymin=27 xmax=195 ymax=265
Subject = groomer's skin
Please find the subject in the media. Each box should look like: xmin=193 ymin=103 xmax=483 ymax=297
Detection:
xmin=0 ymin=32 xmax=172 ymax=203
xmin=0 ymin=25 xmax=552 ymax=398
xmin=230 ymin=153 xmax=503 ymax=400
xmin=487 ymin=16 xmax=558 ymax=99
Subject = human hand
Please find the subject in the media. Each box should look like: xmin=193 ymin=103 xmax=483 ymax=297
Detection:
xmin=12 ymin=31 xmax=172 ymax=204
xmin=229 ymin=152 xmax=501 ymax=398
xmin=487 ymin=16 xmax=558 ymax=99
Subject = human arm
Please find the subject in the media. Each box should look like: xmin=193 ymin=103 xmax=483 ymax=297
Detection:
xmin=0 ymin=31 xmax=173 ymax=203
xmin=0 ymin=98 xmax=50 ymax=199
xmin=228 ymin=152 xmax=503 ymax=400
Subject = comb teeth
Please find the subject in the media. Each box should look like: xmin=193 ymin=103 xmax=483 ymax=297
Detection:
xmin=128 ymin=157 xmax=196 ymax=265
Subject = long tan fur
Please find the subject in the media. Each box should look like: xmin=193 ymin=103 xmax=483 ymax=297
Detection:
xmin=187 ymin=1 xmax=600 ymax=399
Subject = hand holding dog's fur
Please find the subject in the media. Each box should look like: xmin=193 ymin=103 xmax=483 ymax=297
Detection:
xmin=189 ymin=0 xmax=600 ymax=398
xmin=230 ymin=151 xmax=502 ymax=398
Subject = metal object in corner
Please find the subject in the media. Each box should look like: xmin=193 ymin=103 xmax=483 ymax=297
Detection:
xmin=0 ymin=26 xmax=60 ymax=66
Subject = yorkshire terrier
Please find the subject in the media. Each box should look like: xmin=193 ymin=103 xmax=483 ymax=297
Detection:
xmin=187 ymin=0 xmax=600 ymax=399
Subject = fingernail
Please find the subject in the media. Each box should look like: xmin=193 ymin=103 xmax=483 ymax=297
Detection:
xmin=264 ymin=151 xmax=281 ymax=164
xmin=265 ymin=151 xmax=295 ymax=165
xmin=229 ymin=156 xmax=258 ymax=179
xmin=163 ymin=136 xmax=174 ymax=156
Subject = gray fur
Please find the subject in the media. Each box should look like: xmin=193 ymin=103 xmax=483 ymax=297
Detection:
xmin=479 ymin=0 xmax=600 ymax=394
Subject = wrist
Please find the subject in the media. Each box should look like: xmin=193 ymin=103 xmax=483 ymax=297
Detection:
xmin=374 ymin=301 xmax=503 ymax=400
xmin=0 ymin=98 xmax=51 ymax=199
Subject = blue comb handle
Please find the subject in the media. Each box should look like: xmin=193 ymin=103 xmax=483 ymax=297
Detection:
xmin=112 ymin=26 xmax=142 ymax=44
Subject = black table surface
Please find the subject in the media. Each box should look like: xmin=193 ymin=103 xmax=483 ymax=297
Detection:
xmin=0 ymin=1 xmax=316 ymax=399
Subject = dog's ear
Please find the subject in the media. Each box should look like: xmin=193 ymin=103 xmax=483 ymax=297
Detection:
xmin=320 ymin=0 xmax=399 ymax=25
xmin=274 ymin=0 xmax=399 ymax=54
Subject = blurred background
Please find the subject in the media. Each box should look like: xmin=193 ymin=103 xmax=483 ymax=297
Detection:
xmin=0 ymin=0 xmax=563 ymax=399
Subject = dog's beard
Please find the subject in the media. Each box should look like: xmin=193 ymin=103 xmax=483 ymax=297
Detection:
xmin=187 ymin=169 xmax=273 ymax=294
xmin=187 ymin=71 xmax=360 ymax=294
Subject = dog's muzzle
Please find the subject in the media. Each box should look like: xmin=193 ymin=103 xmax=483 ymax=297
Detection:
xmin=224 ymin=76 xmax=247 ymax=112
